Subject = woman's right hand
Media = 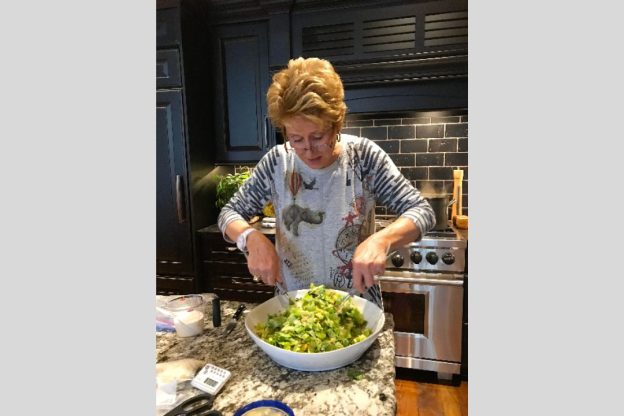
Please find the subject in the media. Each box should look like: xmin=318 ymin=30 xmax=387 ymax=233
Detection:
xmin=245 ymin=231 xmax=282 ymax=286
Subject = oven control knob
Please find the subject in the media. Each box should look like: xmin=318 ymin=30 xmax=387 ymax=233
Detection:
xmin=391 ymin=253 xmax=404 ymax=267
xmin=442 ymin=252 xmax=455 ymax=265
xmin=410 ymin=251 xmax=422 ymax=264
xmin=426 ymin=252 xmax=439 ymax=265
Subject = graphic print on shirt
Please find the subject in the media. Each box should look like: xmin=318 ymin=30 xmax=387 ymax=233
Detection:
xmin=302 ymin=176 xmax=318 ymax=190
xmin=344 ymin=195 xmax=366 ymax=226
xmin=330 ymin=180 xmax=375 ymax=290
xmin=282 ymin=170 xmax=325 ymax=237
xmin=347 ymin=143 xmax=372 ymax=185
xmin=275 ymin=225 xmax=314 ymax=287
xmin=330 ymin=223 xmax=361 ymax=289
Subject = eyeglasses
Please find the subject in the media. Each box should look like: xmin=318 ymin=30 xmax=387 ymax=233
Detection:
xmin=286 ymin=132 xmax=331 ymax=152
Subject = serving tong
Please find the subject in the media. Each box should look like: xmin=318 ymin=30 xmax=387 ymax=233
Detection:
xmin=336 ymin=287 xmax=358 ymax=310
xmin=242 ymin=247 xmax=293 ymax=308
xmin=275 ymin=281 xmax=296 ymax=308
xmin=337 ymin=248 xmax=396 ymax=309
xmin=336 ymin=274 xmax=385 ymax=311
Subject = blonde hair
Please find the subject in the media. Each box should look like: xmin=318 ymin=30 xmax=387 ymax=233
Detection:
xmin=267 ymin=57 xmax=347 ymax=136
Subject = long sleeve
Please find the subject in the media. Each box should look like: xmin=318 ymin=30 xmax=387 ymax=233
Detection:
xmin=216 ymin=148 xmax=278 ymax=242
xmin=356 ymin=138 xmax=436 ymax=236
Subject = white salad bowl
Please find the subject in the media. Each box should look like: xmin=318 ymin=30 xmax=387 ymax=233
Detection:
xmin=244 ymin=288 xmax=385 ymax=371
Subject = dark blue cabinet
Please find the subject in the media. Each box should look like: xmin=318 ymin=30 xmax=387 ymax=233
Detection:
xmin=156 ymin=1 xmax=213 ymax=294
xmin=156 ymin=90 xmax=194 ymax=278
xmin=211 ymin=21 xmax=275 ymax=163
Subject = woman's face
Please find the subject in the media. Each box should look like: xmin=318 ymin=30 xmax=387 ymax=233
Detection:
xmin=283 ymin=116 xmax=340 ymax=169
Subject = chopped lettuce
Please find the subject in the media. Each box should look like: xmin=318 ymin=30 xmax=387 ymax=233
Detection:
xmin=347 ymin=368 xmax=364 ymax=380
xmin=255 ymin=283 xmax=372 ymax=353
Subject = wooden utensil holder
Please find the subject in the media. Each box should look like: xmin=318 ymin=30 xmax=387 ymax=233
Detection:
xmin=452 ymin=169 xmax=464 ymax=220
xmin=453 ymin=169 xmax=468 ymax=229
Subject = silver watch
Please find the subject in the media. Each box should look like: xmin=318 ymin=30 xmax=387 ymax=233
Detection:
xmin=236 ymin=228 xmax=256 ymax=253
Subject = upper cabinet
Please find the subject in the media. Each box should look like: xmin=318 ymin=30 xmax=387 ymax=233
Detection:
xmin=291 ymin=0 xmax=468 ymax=86
xmin=157 ymin=7 xmax=182 ymax=47
xmin=203 ymin=0 xmax=468 ymax=162
xmin=205 ymin=0 xmax=291 ymax=163
xmin=211 ymin=21 xmax=275 ymax=163
xmin=290 ymin=0 xmax=468 ymax=112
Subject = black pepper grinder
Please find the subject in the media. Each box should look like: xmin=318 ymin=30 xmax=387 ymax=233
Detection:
xmin=212 ymin=295 xmax=221 ymax=327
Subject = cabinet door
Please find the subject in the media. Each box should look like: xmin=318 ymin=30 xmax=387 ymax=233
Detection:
xmin=212 ymin=21 xmax=273 ymax=163
xmin=156 ymin=49 xmax=182 ymax=89
xmin=156 ymin=90 xmax=194 ymax=276
xmin=157 ymin=8 xmax=180 ymax=48
xmin=292 ymin=1 xmax=468 ymax=65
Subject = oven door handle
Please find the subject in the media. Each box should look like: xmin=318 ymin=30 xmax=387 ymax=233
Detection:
xmin=376 ymin=275 xmax=464 ymax=286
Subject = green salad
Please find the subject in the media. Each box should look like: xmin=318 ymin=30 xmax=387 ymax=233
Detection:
xmin=255 ymin=283 xmax=372 ymax=353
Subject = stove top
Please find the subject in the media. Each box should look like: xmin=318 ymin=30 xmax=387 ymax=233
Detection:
xmin=376 ymin=217 xmax=463 ymax=242
xmin=424 ymin=228 xmax=458 ymax=239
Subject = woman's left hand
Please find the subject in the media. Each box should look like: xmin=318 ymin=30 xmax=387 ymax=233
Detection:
xmin=351 ymin=235 xmax=390 ymax=293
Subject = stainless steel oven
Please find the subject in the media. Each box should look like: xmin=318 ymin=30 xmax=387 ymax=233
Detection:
xmin=376 ymin=222 xmax=467 ymax=379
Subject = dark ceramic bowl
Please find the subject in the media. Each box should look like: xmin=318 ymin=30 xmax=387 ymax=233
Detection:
xmin=233 ymin=400 xmax=295 ymax=416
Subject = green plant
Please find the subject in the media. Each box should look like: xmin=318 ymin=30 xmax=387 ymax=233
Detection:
xmin=215 ymin=168 xmax=251 ymax=210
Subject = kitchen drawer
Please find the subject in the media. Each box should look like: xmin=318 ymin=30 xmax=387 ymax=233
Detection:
xmin=157 ymin=49 xmax=182 ymax=88
xmin=208 ymin=249 xmax=247 ymax=262
xmin=213 ymin=274 xmax=272 ymax=291
xmin=214 ymin=287 xmax=274 ymax=303
xmin=212 ymin=272 xmax=274 ymax=303
xmin=201 ymin=262 xmax=275 ymax=301
xmin=198 ymin=227 xmax=276 ymax=300
xmin=156 ymin=275 xmax=195 ymax=295
xmin=157 ymin=8 xmax=180 ymax=47
xmin=203 ymin=260 xmax=250 ymax=276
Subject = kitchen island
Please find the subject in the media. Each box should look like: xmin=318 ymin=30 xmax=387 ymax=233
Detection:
xmin=156 ymin=294 xmax=396 ymax=416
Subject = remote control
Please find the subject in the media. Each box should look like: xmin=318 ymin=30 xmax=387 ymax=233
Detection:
xmin=191 ymin=363 xmax=231 ymax=395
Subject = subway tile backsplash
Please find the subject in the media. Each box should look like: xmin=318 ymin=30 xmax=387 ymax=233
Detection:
xmin=236 ymin=109 xmax=469 ymax=217
xmin=344 ymin=110 xmax=468 ymax=216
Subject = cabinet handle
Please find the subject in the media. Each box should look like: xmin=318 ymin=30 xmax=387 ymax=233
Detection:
xmin=226 ymin=246 xmax=237 ymax=252
xmin=263 ymin=116 xmax=269 ymax=148
xmin=230 ymin=277 xmax=265 ymax=286
xmin=175 ymin=175 xmax=187 ymax=223
xmin=232 ymin=277 xmax=262 ymax=286
xmin=376 ymin=274 xmax=464 ymax=287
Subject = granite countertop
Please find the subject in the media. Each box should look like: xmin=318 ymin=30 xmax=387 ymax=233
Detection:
xmin=156 ymin=294 xmax=396 ymax=416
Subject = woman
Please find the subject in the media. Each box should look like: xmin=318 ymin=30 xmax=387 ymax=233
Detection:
xmin=217 ymin=57 xmax=435 ymax=307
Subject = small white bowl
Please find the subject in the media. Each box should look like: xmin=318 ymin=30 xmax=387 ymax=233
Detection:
xmin=244 ymin=289 xmax=385 ymax=371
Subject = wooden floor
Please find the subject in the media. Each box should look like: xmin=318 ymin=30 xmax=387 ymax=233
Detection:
xmin=395 ymin=378 xmax=468 ymax=416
